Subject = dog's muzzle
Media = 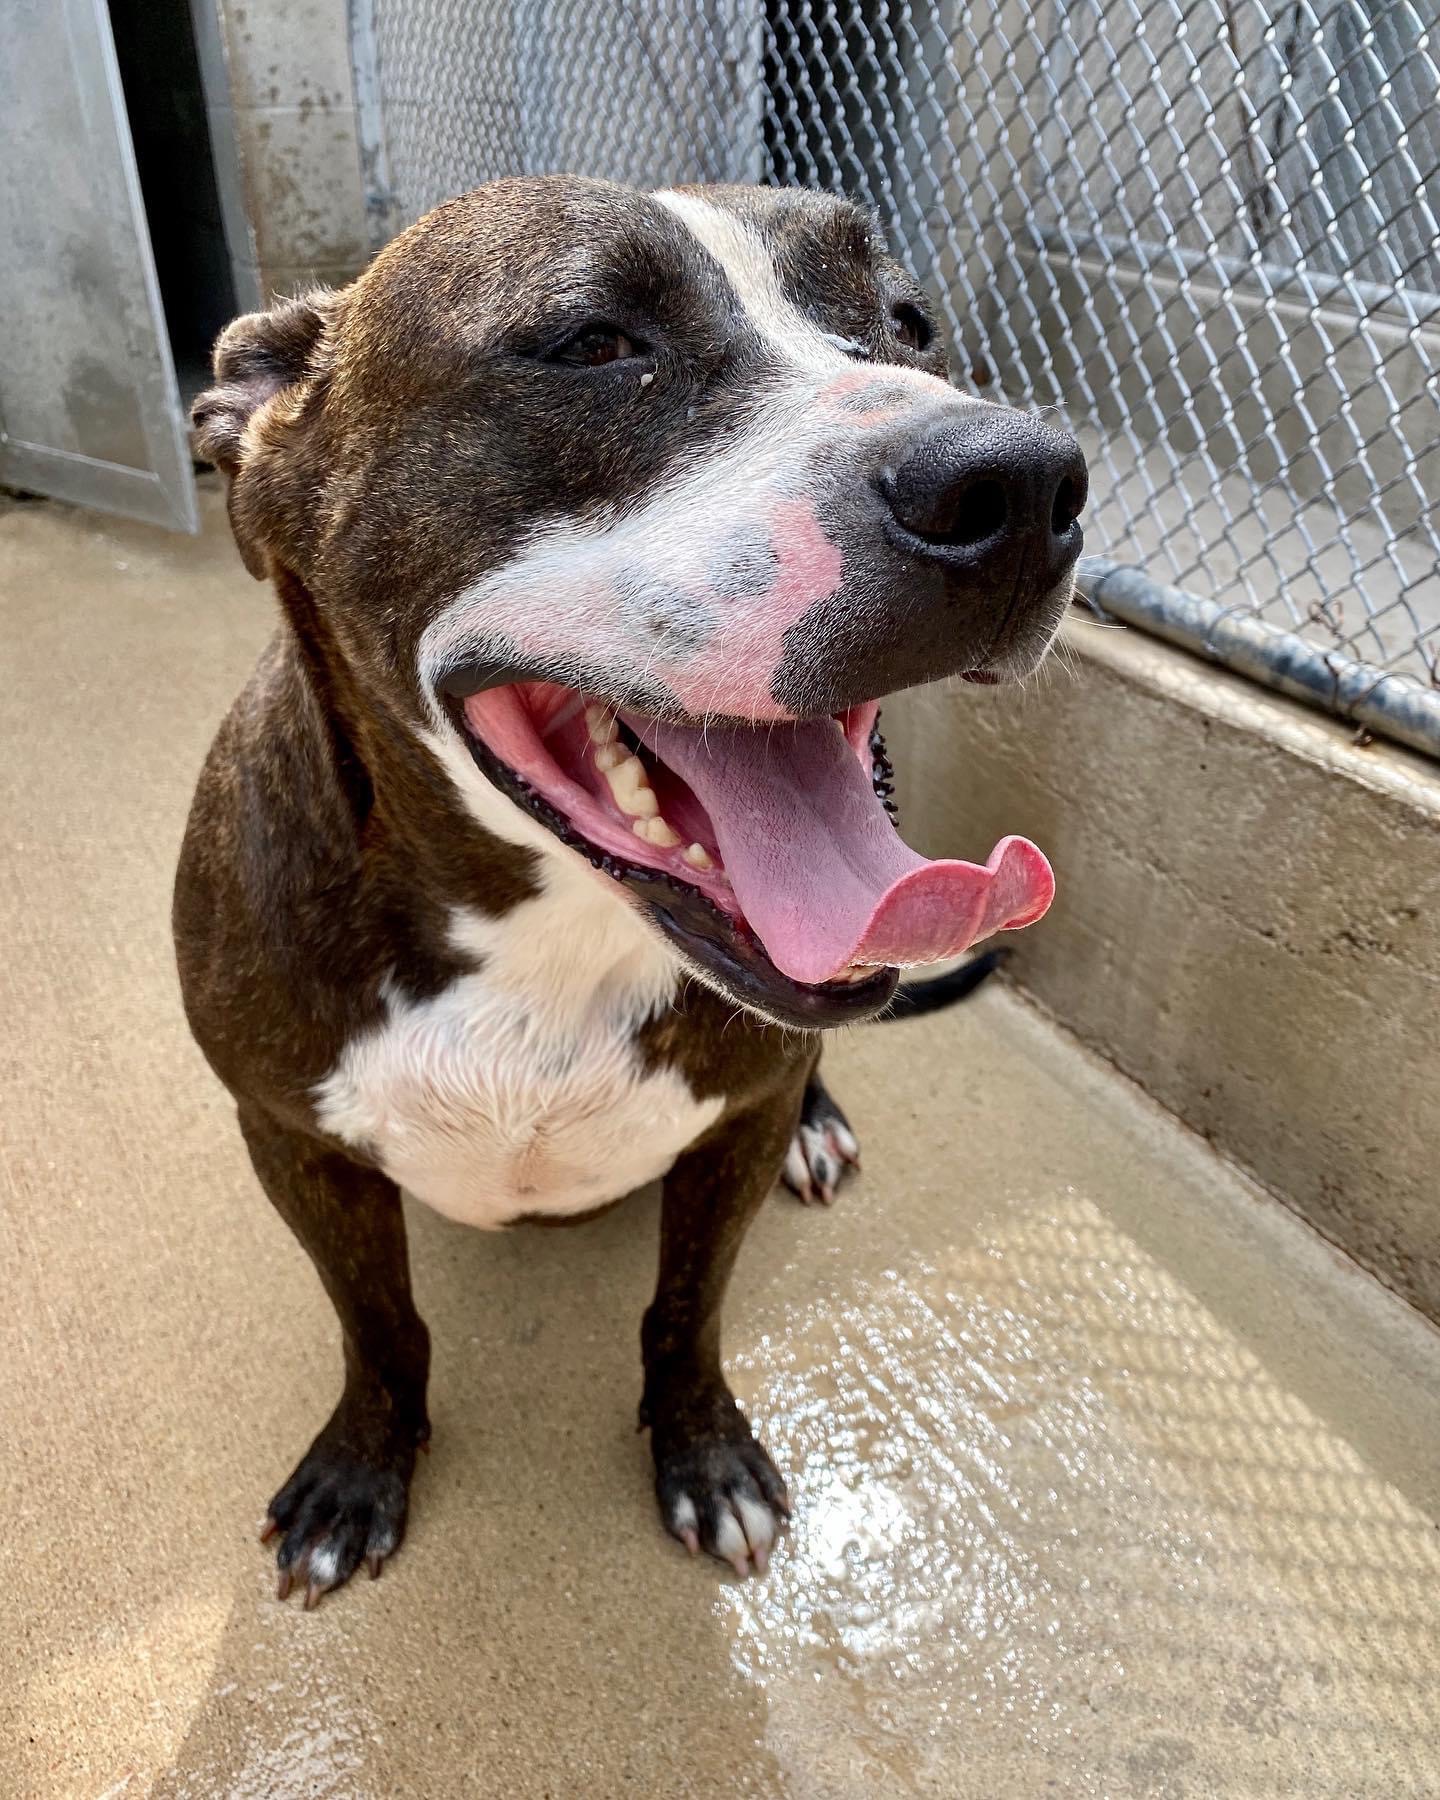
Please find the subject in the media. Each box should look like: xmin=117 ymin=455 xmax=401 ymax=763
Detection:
xmin=769 ymin=406 xmax=1088 ymax=720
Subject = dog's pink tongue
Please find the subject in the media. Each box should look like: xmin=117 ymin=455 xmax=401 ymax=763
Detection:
xmin=637 ymin=716 xmax=1054 ymax=986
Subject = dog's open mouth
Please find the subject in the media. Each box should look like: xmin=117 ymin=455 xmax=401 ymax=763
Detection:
xmin=460 ymin=681 xmax=1053 ymax=1023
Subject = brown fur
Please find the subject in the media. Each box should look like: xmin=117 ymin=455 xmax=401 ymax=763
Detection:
xmin=175 ymin=174 xmax=1079 ymax=1599
xmin=175 ymin=181 xmax=845 ymax=1595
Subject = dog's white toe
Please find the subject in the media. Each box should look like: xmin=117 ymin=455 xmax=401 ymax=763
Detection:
xmin=668 ymin=1492 xmax=701 ymax=1554
xmin=657 ymin=1434 xmax=789 ymax=1577
xmin=732 ymin=1492 xmax=779 ymax=1572
xmin=782 ymin=1117 xmax=860 ymax=1205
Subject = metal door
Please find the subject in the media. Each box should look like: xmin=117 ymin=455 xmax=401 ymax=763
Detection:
xmin=0 ymin=0 xmax=198 ymax=532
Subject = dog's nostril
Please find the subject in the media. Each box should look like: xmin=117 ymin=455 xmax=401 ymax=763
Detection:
xmin=1051 ymin=474 xmax=1084 ymax=537
xmin=885 ymin=418 xmax=1087 ymax=561
xmin=947 ymin=478 xmax=1008 ymax=548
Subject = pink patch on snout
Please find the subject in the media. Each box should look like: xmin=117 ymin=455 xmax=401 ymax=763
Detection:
xmin=653 ymin=497 xmax=844 ymax=720
xmin=815 ymin=362 xmax=954 ymax=430
xmin=771 ymin=497 xmax=845 ymax=598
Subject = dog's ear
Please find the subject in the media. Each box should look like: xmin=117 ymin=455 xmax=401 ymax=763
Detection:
xmin=191 ymin=288 xmax=344 ymax=577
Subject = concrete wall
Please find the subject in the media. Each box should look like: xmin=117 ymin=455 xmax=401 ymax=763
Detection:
xmin=184 ymin=0 xmax=768 ymax=308
xmin=189 ymin=0 xmax=369 ymax=308
xmin=886 ymin=623 xmax=1440 ymax=1319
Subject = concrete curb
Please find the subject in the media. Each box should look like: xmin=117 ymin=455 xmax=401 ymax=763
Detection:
xmin=888 ymin=617 xmax=1440 ymax=1320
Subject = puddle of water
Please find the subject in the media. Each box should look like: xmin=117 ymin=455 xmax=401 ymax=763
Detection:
xmin=718 ymin=1194 xmax=1440 ymax=1798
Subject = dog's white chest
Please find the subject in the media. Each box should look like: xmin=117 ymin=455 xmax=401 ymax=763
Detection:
xmin=313 ymin=891 xmax=721 ymax=1228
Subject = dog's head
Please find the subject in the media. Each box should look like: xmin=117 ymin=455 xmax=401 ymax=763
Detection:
xmin=194 ymin=176 xmax=1085 ymax=1027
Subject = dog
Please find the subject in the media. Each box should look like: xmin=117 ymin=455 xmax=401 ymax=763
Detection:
xmin=175 ymin=175 xmax=1086 ymax=1605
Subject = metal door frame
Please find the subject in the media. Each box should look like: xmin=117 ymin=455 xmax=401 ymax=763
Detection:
xmin=0 ymin=0 xmax=198 ymax=532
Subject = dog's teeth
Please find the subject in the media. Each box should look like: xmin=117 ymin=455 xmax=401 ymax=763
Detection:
xmin=603 ymin=753 xmax=659 ymax=817
xmin=633 ymin=817 xmax=681 ymax=847
xmin=593 ymin=742 xmax=627 ymax=772
xmin=585 ymin=705 xmax=619 ymax=747
xmin=681 ymin=842 xmax=714 ymax=870
xmin=842 ymin=965 xmax=873 ymax=983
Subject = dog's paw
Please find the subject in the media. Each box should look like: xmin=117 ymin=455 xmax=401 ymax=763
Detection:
xmin=656 ymin=1434 xmax=791 ymax=1577
xmin=781 ymin=1075 xmax=860 ymax=1206
xmin=261 ymin=1414 xmax=424 ymax=1607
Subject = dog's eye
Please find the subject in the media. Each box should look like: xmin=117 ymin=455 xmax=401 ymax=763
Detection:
xmin=552 ymin=325 xmax=643 ymax=368
xmin=891 ymin=304 xmax=932 ymax=353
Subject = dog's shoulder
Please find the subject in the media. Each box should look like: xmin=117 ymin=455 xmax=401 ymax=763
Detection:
xmin=172 ymin=622 xmax=477 ymax=1121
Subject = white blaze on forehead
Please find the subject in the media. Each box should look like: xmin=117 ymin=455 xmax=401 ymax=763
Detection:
xmin=653 ymin=189 xmax=848 ymax=375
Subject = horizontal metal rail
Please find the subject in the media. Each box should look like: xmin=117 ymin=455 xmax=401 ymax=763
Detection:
xmin=1079 ymin=557 xmax=1440 ymax=758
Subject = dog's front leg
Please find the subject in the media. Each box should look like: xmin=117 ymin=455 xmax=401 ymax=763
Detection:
xmin=240 ymin=1107 xmax=431 ymax=1606
xmin=640 ymin=1083 xmax=804 ymax=1576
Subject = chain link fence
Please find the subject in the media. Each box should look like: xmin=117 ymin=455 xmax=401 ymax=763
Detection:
xmin=350 ymin=0 xmax=1440 ymax=755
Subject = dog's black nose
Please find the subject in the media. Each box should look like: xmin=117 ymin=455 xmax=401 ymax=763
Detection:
xmin=880 ymin=408 xmax=1088 ymax=589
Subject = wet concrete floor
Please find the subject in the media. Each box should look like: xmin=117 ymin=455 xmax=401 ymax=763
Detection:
xmin=4 ymin=488 xmax=1439 ymax=1797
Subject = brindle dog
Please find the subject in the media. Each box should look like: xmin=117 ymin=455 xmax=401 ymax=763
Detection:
xmin=176 ymin=176 xmax=1085 ymax=1604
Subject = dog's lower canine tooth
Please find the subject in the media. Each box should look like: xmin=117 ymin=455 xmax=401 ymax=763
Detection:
xmin=681 ymin=842 xmax=714 ymax=870
xmin=585 ymin=705 xmax=618 ymax=747
xmin=633 ymin=817 xmax=681 ymax=847
xmin=603 ymin=754 xmax=659 ymax=817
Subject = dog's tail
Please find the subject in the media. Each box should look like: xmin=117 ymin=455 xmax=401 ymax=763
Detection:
xmin=880 ymin=947 xmax=1011 ymax=1021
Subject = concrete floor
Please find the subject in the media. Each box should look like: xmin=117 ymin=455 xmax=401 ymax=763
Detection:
xmin=4 ymin=484 xmax=1440 ymax=1799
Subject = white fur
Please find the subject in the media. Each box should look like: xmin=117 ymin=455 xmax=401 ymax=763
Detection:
xmin=314 ymin=883 xmax=721 ymax=1227
xmin=304 ymin=1542 xmax=343 ymax=1589
xmin=824 ymin=1116 xmax=860 ymax=1164
xmin=733 ymin=1493 xmax=779 ymax=1557
xmin=713 ymin=1510 xmax=752 ymax=1572
xmin=654 ymin=190 xmax=846 ymax=373
xmin=315 ymin=723 xmax=721 ymax=1225
xmin=782 ymin=1135 xmax=813 ymax=1196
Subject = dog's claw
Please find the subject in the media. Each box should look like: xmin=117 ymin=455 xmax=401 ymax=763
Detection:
xmin=259 ymin=1516 xmax=279 ymax=1544
xmin=262 ymin=1421 xmax=416 ymax=1608
xmin=656 ymin=1434 xmax=788 ymax=1580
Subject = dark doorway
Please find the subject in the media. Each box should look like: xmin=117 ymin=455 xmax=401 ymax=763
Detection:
xmin=108 ymin=0 xmax=236 ymax=399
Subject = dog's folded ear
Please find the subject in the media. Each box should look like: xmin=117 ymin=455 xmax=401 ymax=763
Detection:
xmin=191 ymin=288 xmax=344 ymax=577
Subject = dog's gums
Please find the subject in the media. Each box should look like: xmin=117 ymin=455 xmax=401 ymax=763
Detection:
xmin=459 ymin=679 xmax=1055 ymax=1024
xmin=456 ymin=682 xmax=899 ymax=1026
